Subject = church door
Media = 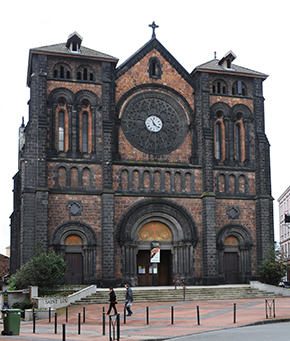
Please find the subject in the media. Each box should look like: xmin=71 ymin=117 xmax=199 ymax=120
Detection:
xmin=137 ymin=250 xmax=171 ymax=286
xmin=137 ymin=222 xmax=173 ymax=286
xmin=65 ymin=253 xmax=83 ymax=284
xmin=137 ymin=251 xmax=152 ymax=286
xmin=64 ymin=234 xmax=84 ymax=285
xmin=223 ymin=252 xmax=239 ymax=284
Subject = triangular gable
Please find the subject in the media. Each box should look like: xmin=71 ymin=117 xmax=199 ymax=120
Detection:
xmin=115 ymin=37 xmax=194 ymax=86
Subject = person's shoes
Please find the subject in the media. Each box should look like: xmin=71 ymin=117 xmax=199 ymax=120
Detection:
xmin=126 ymin=314 xmax=131 ymax=316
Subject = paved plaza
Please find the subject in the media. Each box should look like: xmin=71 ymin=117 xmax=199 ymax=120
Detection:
xmin=1 ymin=297 xmax=290 ymax=340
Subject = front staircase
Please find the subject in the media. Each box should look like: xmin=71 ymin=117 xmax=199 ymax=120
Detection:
xmin=71 ymin=285 xmax=283 ymax=305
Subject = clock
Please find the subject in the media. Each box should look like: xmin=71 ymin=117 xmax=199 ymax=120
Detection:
xmin=145 ymin=115 xmax=163 ymax=132
xmin=121 ymin=91 xmax=188 ymax=155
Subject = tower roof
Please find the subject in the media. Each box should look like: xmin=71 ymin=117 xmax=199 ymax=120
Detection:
xmin=192 ymin=51 xmax=268 ymax=79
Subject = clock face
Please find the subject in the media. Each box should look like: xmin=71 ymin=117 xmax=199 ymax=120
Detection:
xmin=145 ymin=115 xmax=163 ymax=132
xmin=121 ymin=91 xmax=188 ymax=155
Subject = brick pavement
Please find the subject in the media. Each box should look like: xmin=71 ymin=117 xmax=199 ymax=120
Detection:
xmin=1 ymin=298 xmax=290 ymax=340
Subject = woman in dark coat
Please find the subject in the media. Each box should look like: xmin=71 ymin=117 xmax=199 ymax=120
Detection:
xmin=107 ymin=287 xmax=118 ymax=315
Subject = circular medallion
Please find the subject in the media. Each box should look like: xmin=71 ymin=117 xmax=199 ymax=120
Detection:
xmin=121 ymin=91 xmax=188 ymax=154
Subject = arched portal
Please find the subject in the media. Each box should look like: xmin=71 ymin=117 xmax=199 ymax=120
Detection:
xmin=116 ymin=198 xmax=198 ymax=286
xmin=137 ymin=222 xmax=173 ymax=286
xmin=51 ymin=221 xmax=98 ymax=285
xmin=217 ymin=224 xmax=254 ymax=284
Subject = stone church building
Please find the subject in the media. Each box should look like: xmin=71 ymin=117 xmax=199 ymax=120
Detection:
xmin=10 ymin=26 xmax=274 ymax=287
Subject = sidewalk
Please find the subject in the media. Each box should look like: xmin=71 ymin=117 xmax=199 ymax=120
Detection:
xmin=1 ymin=297 xmax=290 ymax=340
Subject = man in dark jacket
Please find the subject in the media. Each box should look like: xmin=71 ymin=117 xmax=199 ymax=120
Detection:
xmin=124 ymin=284 xmax=133 ymax=316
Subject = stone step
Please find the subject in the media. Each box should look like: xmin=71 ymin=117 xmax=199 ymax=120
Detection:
xmin=70 ymin=285 xmax=283 ymax=305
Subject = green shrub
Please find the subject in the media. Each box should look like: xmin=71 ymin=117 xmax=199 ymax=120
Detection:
xmin=258 ymin=244 xmax=289 ymax=286
xmin=13 ymin=243 xmax=67 ymax=291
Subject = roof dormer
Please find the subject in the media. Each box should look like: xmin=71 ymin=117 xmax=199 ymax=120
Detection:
xmin=66 ymin=32 xmax=83 ymax=53
xmin=218 ymin=51 xmax=236 ymax=69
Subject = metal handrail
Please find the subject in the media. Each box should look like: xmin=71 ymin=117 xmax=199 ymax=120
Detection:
xmin=174 ymin=276 xmax=186 ymax=300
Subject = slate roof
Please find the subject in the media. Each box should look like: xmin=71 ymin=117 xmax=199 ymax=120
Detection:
xmin=31 ymin=42 xmax=118 ymax=61
xmin=192 ymin=59 xmax=268 ymax=78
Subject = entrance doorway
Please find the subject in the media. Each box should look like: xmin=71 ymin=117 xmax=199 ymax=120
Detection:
xmin=65 ymin=253 xmax=83 ymax=284
xmin=223 ymin=252 xmax=239 ymax=284
xmin=137 ymin=250 xmax=171 ymax=286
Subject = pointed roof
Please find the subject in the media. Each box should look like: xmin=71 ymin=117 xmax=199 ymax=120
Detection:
xmin=192 ymin=52 xmax=268 ymax=79
xmin=115 ymin=37 xmax=194 ymax=86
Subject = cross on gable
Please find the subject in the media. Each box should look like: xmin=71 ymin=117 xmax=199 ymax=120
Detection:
xmin=149 ymin=21 xmax=159 ymax=39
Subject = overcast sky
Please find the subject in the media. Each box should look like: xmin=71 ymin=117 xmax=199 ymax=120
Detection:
xmin=0 ymin=0 xmax=289 ymax=255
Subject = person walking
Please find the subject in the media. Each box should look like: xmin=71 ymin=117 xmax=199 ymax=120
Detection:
xmin=124 ymin=284 xmax=133 ymax=316
xmin=107 ymin=287 xmax=118 ymax=315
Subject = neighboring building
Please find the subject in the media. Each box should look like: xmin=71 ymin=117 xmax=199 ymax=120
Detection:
xmin=278 ymin=186 xmax=290 ymax=259
xmin=0 ymin=254 xmax=9 ymax=279
xmin=10 ymin=27 xmax=274 ymax=287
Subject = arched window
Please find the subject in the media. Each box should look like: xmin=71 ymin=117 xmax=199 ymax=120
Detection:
xmin=232 ymin=81 xmax=247 ymax=96
xmin=79 ymin=100 xmax=92 ymax=154
xmin=55 ymin=97 xmax=69 ymax=152
xmin=84 ymin=68 xmax=88 ymax=80
xmin=235 ymin=124 xmax=241 ymax=161
xmin=52 ymin=64 xmax=72 ymax=80
xmin=214 ymin=111 xmax=225 ymax=161
xmin=212 ymin=79 xmax=227 ymax=94
xmin=148 ymin=57 xmax=162 ymax=79
xmin=60 ymin=66 xmax=64 ymax=79
xmin=82 ymin=113 xmax=88 ymax=153
xmin=234 ymin=118 xmax=246 ymax=163
xmin=59 ymin=111 xmax=65 ymax=151
xmin=215 ymin=122 xmax=221 ymax=160
xmin=65 ymin=234 xmax=83 ymax=245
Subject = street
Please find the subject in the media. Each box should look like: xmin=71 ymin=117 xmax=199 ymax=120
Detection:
xmin=170 ymin=322 xmax=290 ymax=340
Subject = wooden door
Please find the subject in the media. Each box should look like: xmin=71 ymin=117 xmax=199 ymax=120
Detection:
xmin=65 ymin=253 xmax=83 ymax=285
xmin=137 ymin=250 xmax=171 ymax=286
xmin=158 ymin=250 xmax=171 ymax=286
xmin=223 ymin=252 xmax=239 ymax=284
xmin=137 ymin=250 xmax=152 ymax=286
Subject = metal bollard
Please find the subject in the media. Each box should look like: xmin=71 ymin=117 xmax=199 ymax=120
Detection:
xmin=197 ymin=306 xmax=200 ymax=325
xmin=171 ymin=306 xmax=174 ymax=325
xmin=62 ymin=323 xmax=66 ymax=341
xmin=49 ymin=307 xmax=51 ymax=323
xmin=146 ymin=306 xmax=149 ymax=325
xmin=109 ymin=313 xmax=120 ymax=341
xmin=83 ymin=306 xmax=85 ymax=323
xmin=33 ymin=311 xmax=36 ymax=333
xmin=66 ymin=306 xmax=68 ymax=323
xmin=233 ymin=303 xmax=236 ymax=323
xmin=102 ymin=307 xmax=106 ymax=335
xmin=54 ymin=312 xmax=57 ymax=334
xmin=124 ymin=307 xmax=126 ymax=324
xmin=78 ymin=312 xmax=81 ymax=334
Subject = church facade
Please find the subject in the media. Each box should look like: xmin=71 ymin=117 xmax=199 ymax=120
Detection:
xmin=10 ymin=27 xmax=274 ymax=287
